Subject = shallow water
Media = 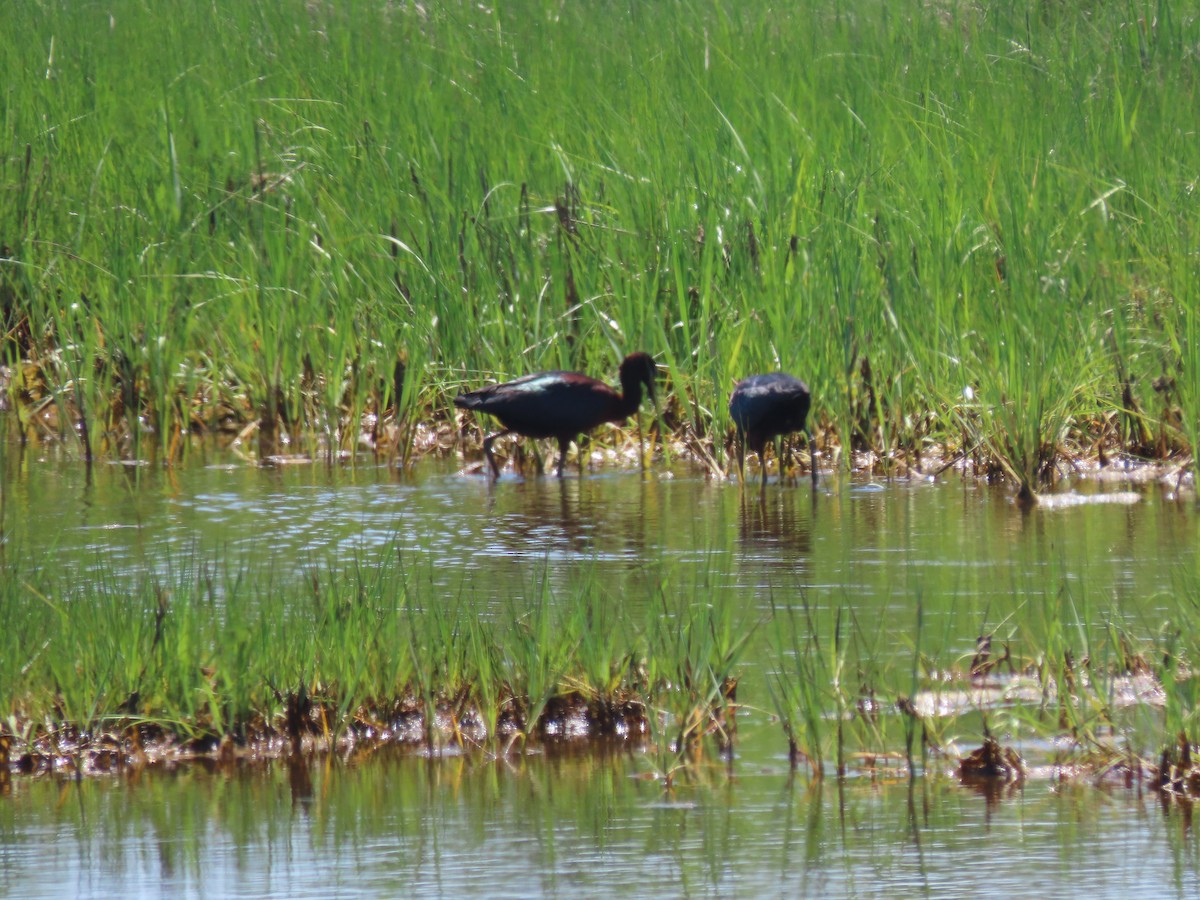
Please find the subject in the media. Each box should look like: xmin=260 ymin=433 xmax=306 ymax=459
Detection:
xmin=4 ymin=454 xmax=1192 ymax=615
xmin=2 ymin=451 xmax=1198 ymax=897
xmin=2 ymin=749 xmax=1196 ymax=898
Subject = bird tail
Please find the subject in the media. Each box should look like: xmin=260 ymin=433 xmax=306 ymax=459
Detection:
xmin=452 ymin=389 xmax=491 ymax=410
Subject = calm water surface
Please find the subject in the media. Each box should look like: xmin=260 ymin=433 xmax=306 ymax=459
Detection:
xmin=3 ymin=750 xmax=1197 ymax=898
xmin=2 ymin=452 xmax=1197 ymax=898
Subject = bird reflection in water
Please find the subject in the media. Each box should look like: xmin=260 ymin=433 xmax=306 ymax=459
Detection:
xmin=479 ymin=476 xmax=653 ymax=562
xmin=737 ymin=489 xmax=813 ymax=570
xmin=286 ymin=756 xmax=314 ymax=812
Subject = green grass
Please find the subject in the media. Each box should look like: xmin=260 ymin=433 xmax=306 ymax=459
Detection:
xmin=1 ymin=0 xmax=1199 ymax=492
xmin=2 ymin=538 xmax=1198 ymax=788
xmin=0 ymin=547 xmax=750 ymax=764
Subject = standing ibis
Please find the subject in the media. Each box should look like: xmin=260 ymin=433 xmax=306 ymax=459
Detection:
xmin=729 ymin=372 xmax=817 ymax=488
xmin=454 ymin=352 xmax=657 ymax=478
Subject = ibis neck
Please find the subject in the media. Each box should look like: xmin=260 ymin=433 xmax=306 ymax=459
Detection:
xmin=617 ymin=377 xmax=648 ymax=417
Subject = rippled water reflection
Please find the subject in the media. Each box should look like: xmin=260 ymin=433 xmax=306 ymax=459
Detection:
xmin=2 ymin=749 xmax=1196 ymax=899
xmin=5 ymin=456 xmax=1193 ymax=609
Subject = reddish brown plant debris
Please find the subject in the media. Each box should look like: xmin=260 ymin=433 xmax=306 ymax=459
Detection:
xmin=1154 ymin=733 xmax=1200 ymax=799
xmin=957 ymin=735 xmax=1026 ymax=785
xmin=0 ymin=691 xmax=660 ymax=778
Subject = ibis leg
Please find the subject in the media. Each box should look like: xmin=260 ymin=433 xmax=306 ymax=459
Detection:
xmin=807 ymin=426 xmax=818 ymax=487
xmin=735 ymin=428 xmax=747 ymax=487
xmin=482 ymin=430 xmax=509 ymax=479
xmin=556 ymin=437 xmax=570 ymax=478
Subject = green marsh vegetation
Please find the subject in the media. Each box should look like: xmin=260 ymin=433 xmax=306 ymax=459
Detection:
xmin=0 ymin=550 xmax=745 ymax=774
xmin=2 ymin=535 xmax=1198 ymax=796
xmin=0 ymin=1 xmax=1198 ymax=495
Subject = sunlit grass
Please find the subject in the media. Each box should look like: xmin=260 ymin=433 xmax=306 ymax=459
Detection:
xmin=0 ymin=549 xmax=746 ymax=765
xmin=0 ymin=1 xmax=1197 ymax=494
xmin=1 ymin=535 xmax=1197 ymax=790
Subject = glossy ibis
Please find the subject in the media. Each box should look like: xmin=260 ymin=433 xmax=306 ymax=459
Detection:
xmin=729 ymin=372 xmax=817 ymax=488
xmin=454 ymin=352 xmax=657 ymax=478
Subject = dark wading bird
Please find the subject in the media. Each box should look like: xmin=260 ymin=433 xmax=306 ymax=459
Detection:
xmin=454 ymin=352 xmax=658 ymax=479
xmin=729 ymin=372 xmax=817 ymax=489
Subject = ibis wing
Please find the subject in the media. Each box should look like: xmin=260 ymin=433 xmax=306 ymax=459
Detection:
xmin=456 ymin=373 xmax=620 ymax=439
xmin=729 ymin=373 xmax=812 ymax=452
